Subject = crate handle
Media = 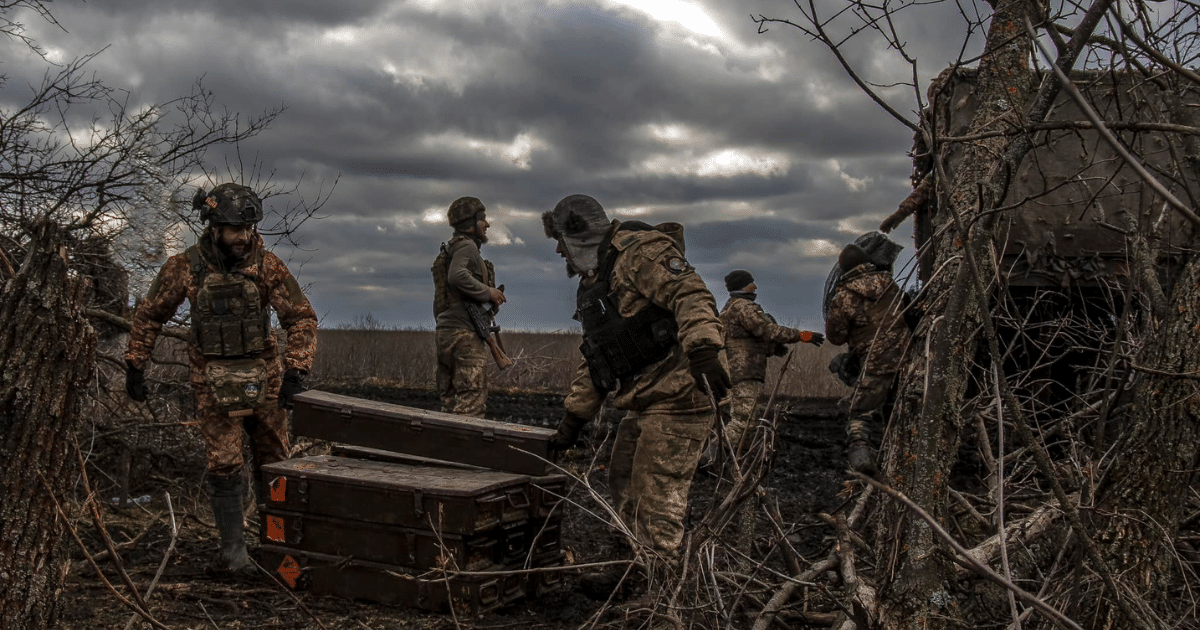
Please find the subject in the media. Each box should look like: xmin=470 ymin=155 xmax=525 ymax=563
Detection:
xmin=506 ymin=489 xmax=531 ymax=509
xmin=290 ymin=516 xmax=304 ymax=544
xmin=478 ymin=580 xmax=500 ymax=606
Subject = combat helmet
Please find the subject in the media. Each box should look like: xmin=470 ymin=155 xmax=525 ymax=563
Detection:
xmin=448 ymin=196 xmax=486 ymax=231
xmin=543 ymin=194 xmax=610 ymax=277
xmin=194 ymin=183 xmax=263 ymax=226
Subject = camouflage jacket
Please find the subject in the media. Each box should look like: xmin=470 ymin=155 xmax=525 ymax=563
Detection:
xmin=720 ymin=295 xmax=803 ymax=383
xmin=564 ymin=223 xmax=726 ymax=418
xmin=436 ymin=234 xmax=496 ymax=331
xmin=824 ymin=263 xmax=909 ymax=376
xmin=125 ymin=233 xmax=318 ymax=373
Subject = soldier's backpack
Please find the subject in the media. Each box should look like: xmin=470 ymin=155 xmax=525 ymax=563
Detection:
xmin=431 ymin=242 xmax=452 ymax=318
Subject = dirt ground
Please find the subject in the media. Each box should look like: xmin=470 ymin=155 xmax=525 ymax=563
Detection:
xmin=61 ymin=384 xmax=851 ymax=630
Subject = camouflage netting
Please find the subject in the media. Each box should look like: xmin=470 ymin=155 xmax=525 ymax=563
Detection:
xmin=822 ymin=231 xmax=904 ymax=319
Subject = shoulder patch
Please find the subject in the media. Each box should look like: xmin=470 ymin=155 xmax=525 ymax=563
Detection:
xmin=662 ymin=256 xmax=691 ymax=275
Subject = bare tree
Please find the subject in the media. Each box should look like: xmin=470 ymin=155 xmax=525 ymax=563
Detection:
xmin=0 ymin=5 xmax=332 ymax=628
xmin=744 ymin=0 xmax=1200 ymax=628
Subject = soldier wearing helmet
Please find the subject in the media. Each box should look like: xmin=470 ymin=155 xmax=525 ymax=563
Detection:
xmin=124 ymin=182 xmax=318 ymax=573
xmin=824 ymin=238 xmax=912 ymax=475
xmin=717 ymin=269 xmax=824 ymax=456
xmin=432 ymin=196 xmax=506 ymax=417
xmin=543 ymin=193 xmax=729 ymax=599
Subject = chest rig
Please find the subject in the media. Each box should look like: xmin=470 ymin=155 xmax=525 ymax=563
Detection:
xmin=187 ymin=247 xmax=269 ymax=358
xmin=575 ymin=229 xmax=679 ymax=393
xmin=187 ymin=245 xmax=271 ymax=416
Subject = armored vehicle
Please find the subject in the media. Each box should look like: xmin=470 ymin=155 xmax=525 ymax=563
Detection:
xmin=912 ymin=67 xmax=1198 ymax=291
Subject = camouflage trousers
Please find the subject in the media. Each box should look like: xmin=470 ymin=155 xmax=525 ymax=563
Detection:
xmin=839 ymin=371 xmax=896 ymax=444
xmin=609 ymin=409 xmax=714 ymax=554
xmin=721 ymin=380 xmax=763 ymax=452
xmin=190 ymin=358 xmax=288 ymax=479
xmin=436 ymin=327 xmax=489 ymax=418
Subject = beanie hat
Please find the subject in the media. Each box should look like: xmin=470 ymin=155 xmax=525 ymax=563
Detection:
xmin=724 ymin=269 xmax=754 ymax=292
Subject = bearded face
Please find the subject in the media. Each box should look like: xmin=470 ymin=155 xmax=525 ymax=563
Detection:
xmin=213 ymin=224 xmax=254 ymax=260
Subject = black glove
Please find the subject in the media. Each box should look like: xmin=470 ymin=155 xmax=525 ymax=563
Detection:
xmin=800 ymin=330 xmax=825 ymax=346
xmin=688 ymin=347 xmax=731 ymax=400
xmin=549 ymin=413 xmax=590 ymax=451
xmin=125 ymin=362 xmax=147 ymax=402
xmin=278 ymin=369 xmax=306 ymax=409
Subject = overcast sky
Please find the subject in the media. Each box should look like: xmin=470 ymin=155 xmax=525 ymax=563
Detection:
xmin=1 ymin=0 xmax=974 ymax=331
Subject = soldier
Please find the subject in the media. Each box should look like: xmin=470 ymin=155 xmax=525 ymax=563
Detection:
xmin=824 ymin=242 xmax=911 ymax=475
xmin=543 ymin=194 xmax=730 ymax=598
xmin=432 ymin=196 xmax=506 ymax=417
xmin=124 ymin=183 xmax=318 ymax=572
xmin=719 ymin=269 xmax=824 ymax=454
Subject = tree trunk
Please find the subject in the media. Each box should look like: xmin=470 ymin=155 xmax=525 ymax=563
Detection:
xmin=875 ymin=0 xmax=1040 ymax=627
xmin=1085 ymin=253 xmax=1200 ymax=629
xmin=0 ymin=221 xmax=96 ymax=630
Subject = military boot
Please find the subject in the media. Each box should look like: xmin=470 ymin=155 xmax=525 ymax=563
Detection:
xmin=579 ymin=537 xmax=642 ymax=601
xmin=208 ymin=474 xmax=252 ymax=573
xmin=847 ymin=440 xmax=878 ymax=476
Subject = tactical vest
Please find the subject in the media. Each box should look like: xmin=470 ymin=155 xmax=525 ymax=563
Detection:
xmin=431 ymin=235 xmax=494 ymax=318
xmin=576 ymin=227 xmax=679 ymax=392
xmin=187 ymin=246 xmax=269 ymax=358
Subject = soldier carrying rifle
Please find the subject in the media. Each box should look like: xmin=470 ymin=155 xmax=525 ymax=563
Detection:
xmin=432 ymin=196 xmax=509 ymax=418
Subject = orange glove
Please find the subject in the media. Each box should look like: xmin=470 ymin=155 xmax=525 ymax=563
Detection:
xmin=799 ymin=331 xmax=825 ymax=346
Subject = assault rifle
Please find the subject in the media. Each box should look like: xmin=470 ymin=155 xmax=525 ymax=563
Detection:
xmin=464 ymin=286 xmax=513 ymax=370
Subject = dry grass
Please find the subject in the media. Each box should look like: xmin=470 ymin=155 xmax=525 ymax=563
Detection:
xmin=311 ymin=328 xmax=850 ymax=398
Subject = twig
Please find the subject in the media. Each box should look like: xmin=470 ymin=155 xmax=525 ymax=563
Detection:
xmin=198 ymin=602 xmax=219 ymax=630
xmin=1129 ymin=363 xmax=1200 ymax=380
xmin=123 ymin=493 xmax=179 ymax=630
xmin=750 ymin=554 xmax=839 ymax=630
xmin=857 ymin=473 xmax=1084 ymax=630
xmin=250 ymin=557 xmax=329 ymax=630
xmin=993 ymin=362 xmax=1022 ymax=630
xmin=82 ymin=307 xmax=191 ymax=341
xmin=36 ymin=470 xmax=169 ymax=630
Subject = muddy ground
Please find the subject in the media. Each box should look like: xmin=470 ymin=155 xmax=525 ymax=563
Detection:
xmin=62 ymin=384 xmax=852 ymax=630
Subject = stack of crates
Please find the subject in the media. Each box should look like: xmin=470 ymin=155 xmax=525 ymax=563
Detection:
xmin=259 ymin=390 xmax=568 ymax=615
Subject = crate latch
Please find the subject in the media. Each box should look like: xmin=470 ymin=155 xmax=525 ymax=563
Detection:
xmin=405 ymin=532 xmax=417 ymax=565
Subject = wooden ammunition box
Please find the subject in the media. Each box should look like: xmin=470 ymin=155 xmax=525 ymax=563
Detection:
xmin=261 ymin=455 xmax=533 ymax=535
xmin=260 ymin=545 xmax=526 ymax=615
xmin=328 ymin=445 xmax=571 ymax=519
xmin=260 ymin=508 xmax=501 ymax=571
xmin=291 ymin=390 xmax=557 ymax=475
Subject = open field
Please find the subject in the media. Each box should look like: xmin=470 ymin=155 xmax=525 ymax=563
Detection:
xmin=309 ymin=328 xmax=851 ymax=399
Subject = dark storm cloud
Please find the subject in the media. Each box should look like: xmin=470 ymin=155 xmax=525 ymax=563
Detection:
xmin=2 ymin=0 xmax=963 ymax=330
xmin=687 ymin=217 xmax=832 ymax=250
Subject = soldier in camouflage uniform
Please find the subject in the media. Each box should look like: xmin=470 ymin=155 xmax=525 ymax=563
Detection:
xmin=124 ymin=183 xmax=318 ymax=572
xmin=543 ymin=194 xmax=730 ymax=599
xmin=433 ymin=196 xmax=506 ymax=417
xmin=824 ymin=243 xmax=911 ymax=474
xmin=719 ymin=269 xmax=824 ymax=454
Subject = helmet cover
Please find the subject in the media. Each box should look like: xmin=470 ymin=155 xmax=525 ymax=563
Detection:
xmin=448 ymin=196 xmax=486 ymax=230
xmin=195 ymin=183 xmax=263 ymax=226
